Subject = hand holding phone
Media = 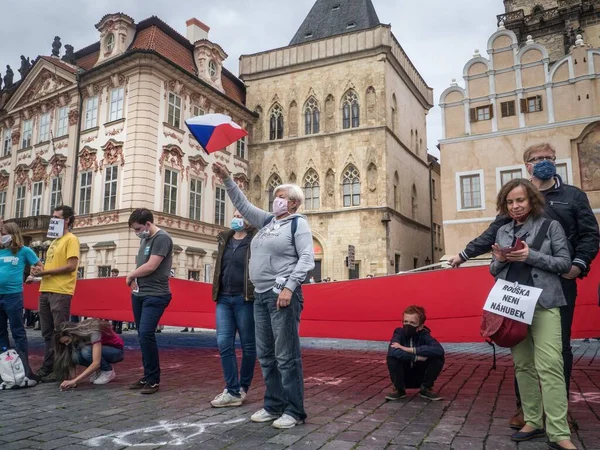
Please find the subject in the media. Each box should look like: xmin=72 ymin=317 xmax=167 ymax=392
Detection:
xmin=500 ymin=238 xmax=525 ymax=256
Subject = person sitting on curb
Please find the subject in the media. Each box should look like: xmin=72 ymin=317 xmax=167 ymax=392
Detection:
xmin=55 ymin=319 xmax=125 ymax=389
xmin=385 ymin=305 xmax=445 ymax=402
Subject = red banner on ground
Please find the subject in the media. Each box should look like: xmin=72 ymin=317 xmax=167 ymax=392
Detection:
xmin=23 ymin=263 xmax=600 ymax=343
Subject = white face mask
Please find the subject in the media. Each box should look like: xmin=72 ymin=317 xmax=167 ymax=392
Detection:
xmin=0 ymin=235 xmax=11 ymax=246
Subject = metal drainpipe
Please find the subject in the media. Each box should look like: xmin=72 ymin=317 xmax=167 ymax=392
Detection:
xmin=428 ymin=160 xmax=435 ymax=264
xmin=71 ymin=73 xmax=83 ymax=207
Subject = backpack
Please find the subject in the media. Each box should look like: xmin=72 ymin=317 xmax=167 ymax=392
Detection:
xmin=480 ymin=219 xmax=551 ymax=349
xmin=0 ymin=349 xmax=37 ymax=389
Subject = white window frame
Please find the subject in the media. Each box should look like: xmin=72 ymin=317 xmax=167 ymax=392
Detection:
xmin=163 ymin=169 xmax=178 ymax=215
xmin=49 ymin=177 xmax=62 ymax=212
xmin=2 ymin=128 xmax=11 ymax=156
xmin=189 ymin=177 xmax=202 ymax=221
xmin=38 ymin=113 xmax=50 ymax=143
xmin=215 ymin=186 xmax=226 ymax=226
xmin=22 ymin=120 xmax=33 ymax=148
xmin=555 ymin=158 xmax=572 ymax=184
xmin=109 ymin=87 xmax=125 ymax=122
xmin=192 ymin=105 xmax=205 ymax=117
xmin=84 ymin=96 xmax=99 ymax=130
xmin=79 ymin=171 xmax=93 ymax=215
xmin=456 ymin=169 xmax=485 ymax=212
xmin=236 ymin=136 xmax=246 ymax=159
xmin=15 ymin=185 xmax=26 ymax=218
xmin=167 ymin=93 xmax=182 ymax=128
xmin=0 ymin=190 xmax=6 ymax=219
xmin=495 ymin=164 xmax=525 ymax=192
xmin=103 ymin=165 xmax=118 ymax=211
xmin=31 ymin=181 xmax=44 ymax=216
xmin=56 ymin=107 xmax=69 ymax=137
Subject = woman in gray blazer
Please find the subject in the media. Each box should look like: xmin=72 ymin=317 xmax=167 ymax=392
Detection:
xmin=490 ymin=178 xmax=575 ymax=450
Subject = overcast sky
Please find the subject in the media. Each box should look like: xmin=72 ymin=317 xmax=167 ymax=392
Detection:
xmin=0 ymin=0 xmax=502 ymax=159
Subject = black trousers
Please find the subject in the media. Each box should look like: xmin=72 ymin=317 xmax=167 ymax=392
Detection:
xmin=515 ymin=277 xmax=577 ymax=406
xmin=387 ymin=355 xmax=444 ymax=390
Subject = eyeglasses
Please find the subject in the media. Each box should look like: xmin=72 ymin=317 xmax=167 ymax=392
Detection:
xmin=527 ymin=156 xmax=556 ymax=163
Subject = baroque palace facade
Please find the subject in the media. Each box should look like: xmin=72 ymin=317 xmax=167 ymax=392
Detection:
xmin=0 ymin=14 xmax=255 ymax=280
xmin=239 ymin=0 xmax=442 ymax=280
xmin=439 ymin=0 xmax=600 ymax=259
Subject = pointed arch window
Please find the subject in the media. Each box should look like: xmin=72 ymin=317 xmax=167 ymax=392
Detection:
xmin=342 ymin=90 xmax=360 ymax=129
xmin=267 ymin=174 xmax=282 ymax=211
xmin=343 ymin=165 xmax=361 ymax=207
xmin=269 ymin=105 xmax=284 ymax=140
xmin=391 ymin=94 xmax=397 ymax=132
xmin=304 ymin=97 xmax=320 ymax=135
xmin=411 ymin=184 xmax=418 ymax=220
xmin=303 ymin=169 xmax=320 ymax=210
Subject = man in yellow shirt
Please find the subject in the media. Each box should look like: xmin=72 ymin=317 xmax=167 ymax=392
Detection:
xmin=31 ymin=205 xmax=80 ymax=382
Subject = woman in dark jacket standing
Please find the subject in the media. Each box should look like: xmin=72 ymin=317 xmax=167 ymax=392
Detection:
xmin=210 ymin=211 xmax=257 ymax=407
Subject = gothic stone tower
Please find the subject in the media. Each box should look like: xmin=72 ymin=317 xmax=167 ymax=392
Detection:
xmin=500 ymin=0 xmax=600 ymax=62
xmin=239 ymin=0 xmax=436 ymax=280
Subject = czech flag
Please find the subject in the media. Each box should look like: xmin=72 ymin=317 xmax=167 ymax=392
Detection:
xmin=185 ymin=113 xmax=248 ymax=154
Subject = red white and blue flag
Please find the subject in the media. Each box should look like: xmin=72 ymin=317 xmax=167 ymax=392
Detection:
xmin=185 ymin=113 xmax=248 ymax=154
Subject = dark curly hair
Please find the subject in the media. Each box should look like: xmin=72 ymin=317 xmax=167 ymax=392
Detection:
xmin=496 ymin=178 xmax=545 ymax=218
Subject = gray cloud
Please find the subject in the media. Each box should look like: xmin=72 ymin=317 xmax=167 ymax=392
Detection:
xmin=1 ymin=0 xmax=502 ymax=159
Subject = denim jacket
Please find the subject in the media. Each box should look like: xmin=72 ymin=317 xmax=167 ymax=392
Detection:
xmin=490 ymin=215 xmax=571 ymax=309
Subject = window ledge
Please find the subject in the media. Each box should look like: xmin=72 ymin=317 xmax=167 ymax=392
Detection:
xmin=52 ymin=134 xmax=68 ymax=142
xmin=233 ymin=155 xmax=248 ymax=164
xmin=81 ymin=126 xmax=100 ymax=135
xmin=104 ymin=118 xmax=126 ymax=127
xmin=34 ymin=141 xmax=51 ymax=148
xmin=0 ymin=153 xmax=11 ymax=160
xmin=17 ymin=146 xmax=32 ymax=153
xmin=163 ymin=122 xmax=184 ymax=134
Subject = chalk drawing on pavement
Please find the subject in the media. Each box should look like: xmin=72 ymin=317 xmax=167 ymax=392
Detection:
xmin=86 ymin=417 xmax=246 ymax=447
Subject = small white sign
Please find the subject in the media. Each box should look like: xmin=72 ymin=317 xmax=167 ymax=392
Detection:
xmin=47 ymin=218 xmax=65 ymax=239
xmin=483 ymin=279 xmax=542 ymax=325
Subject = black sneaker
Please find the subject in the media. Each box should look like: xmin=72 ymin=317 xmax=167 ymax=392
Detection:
xmin=141 ymin=383 xmax=159 ymax=394
xmin=385 ymin=389 xmax=407 ymax=401
xmin=36 ymin=367 xmax=52 ymax=378
xmin=40 ymin=372 xmax=57 ymax=383
xmin=128 ymin=379 xmax=147 ymax=390
xmin=419 ymin=387 xmax=442 ymax=401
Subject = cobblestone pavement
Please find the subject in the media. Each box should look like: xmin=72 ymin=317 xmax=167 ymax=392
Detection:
xmin=0 ymin=329 xmax=598 ymax=450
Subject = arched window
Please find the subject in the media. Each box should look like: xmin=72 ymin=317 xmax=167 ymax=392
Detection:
xmin=393 ymin=171 xmax=400 ymax=211
xmin=303 ymin=169 xmax=320 ymax=210
xmin=304 ymin=97 xmax=320 ymax=135
xmin=415 ymin=130 xmax=419 ymax=154
xmin=269 ymin=105 xmax=284 ymax=140
xmin=532 ymin=5 xmax=544 ymax=15
xmin=342 ymin=90 xmax=360 ymax=129
xmin=267 ymin=174 xmax=282 ymax=211
xmin=391 ymin=94 xmax=397 ymax=132
xmin=411 ymin=184 xmax=418 ymax=219
xmin=342 ymin=165 xmax=361 ymax=207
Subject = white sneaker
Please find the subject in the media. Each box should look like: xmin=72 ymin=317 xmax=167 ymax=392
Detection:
xmin=241 ymin=388 xmax=247 ymax=402
xmin=210 ymin=390 xmax=242 ymax=408
xmin=93 ymin=369 xmax=116 ymax=385
xmin=273 ymin=413 xmax=303 ymax=429
xmin=89 ymin=370 xmax=101 ymax=383
xmin=250 ymin=408 xmax=279 ymax=423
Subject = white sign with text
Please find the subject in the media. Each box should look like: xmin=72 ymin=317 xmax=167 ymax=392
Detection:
xmin=46 ymin=218 xmax=65 ymax=239
xmin=483 ymin=279 xmax=542 ymax=325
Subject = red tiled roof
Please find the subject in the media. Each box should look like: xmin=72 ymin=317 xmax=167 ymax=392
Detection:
xmin=221 ymin=73 xmax=245 ymax=105
xmin=38 ymin=56 xmax=77 ymax=74
xmin=131 ymin=25 xmax=196 ymax=75
xmin=76 ymin=51 xmax=99 ymax=71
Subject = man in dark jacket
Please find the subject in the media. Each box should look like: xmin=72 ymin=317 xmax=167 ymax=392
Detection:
xmin=447 ymin=143 xmax=600 ymax=428
xmin=385 ymin=305 xmax=445 ymax=401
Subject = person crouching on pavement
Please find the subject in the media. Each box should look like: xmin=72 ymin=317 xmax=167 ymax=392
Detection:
xmin=385 ymin=305 xmax=445 ymax=401
xmin=54 ymin=319 xmax=125 ymax=389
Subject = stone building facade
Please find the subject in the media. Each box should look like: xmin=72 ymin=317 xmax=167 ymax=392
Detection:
xmin=439 ymin=23 xmax=600 ymax=259
xmin=499 ymin=0 xmax=600 ymax=62
xmin=239 ymin=0 xmax=438 ymax=280
xmin=0 ymin=14 xmax=255 ymax=280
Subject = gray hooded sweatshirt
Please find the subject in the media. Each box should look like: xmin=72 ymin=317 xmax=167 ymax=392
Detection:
xmin=224 ymin=177 xmax=315 ymax=293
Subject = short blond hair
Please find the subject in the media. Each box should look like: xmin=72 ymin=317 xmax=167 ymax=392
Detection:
xmin=274 ymin=184 xmax=305 ymax=206
xmin=523 ymin=143 xmax=556 ymax=163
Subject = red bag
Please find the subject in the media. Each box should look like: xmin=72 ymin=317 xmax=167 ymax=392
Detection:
xmin=480 ymin=311 xmax=528 ymax=348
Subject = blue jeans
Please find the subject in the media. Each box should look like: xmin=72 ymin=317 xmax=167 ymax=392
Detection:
xmin=0 ymin=293 xmax=28 ymax=360
xmin=254 ymin=288 xmax=306 ymax=421
xmin=76 ymin=345 xmax=124 ymax=371
xmin=216 ymin=294 xmax=256 ymax=396
xmin=131 ymin=294 xmax=171 ymax=384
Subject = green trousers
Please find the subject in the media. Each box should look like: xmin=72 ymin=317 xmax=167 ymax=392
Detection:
xmin=511 ymin=306 xmax=570 ymax=442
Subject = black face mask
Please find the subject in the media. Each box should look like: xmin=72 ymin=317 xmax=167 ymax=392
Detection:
xmin=404 ymin=324 xmax=418 ymax=337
